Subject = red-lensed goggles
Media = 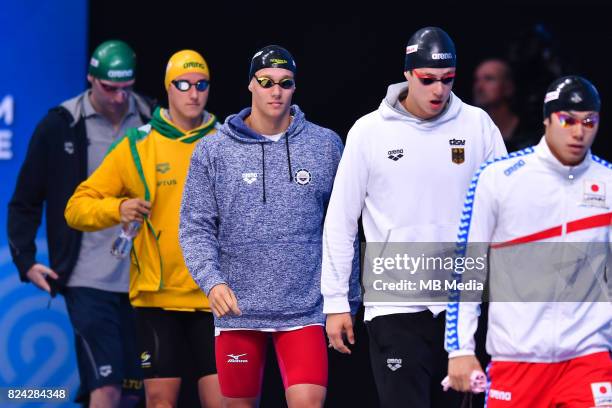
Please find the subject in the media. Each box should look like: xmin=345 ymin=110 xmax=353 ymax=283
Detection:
xmin=98 ymin=79 xmax=133 ymax=94
xmin=555 ymin=112 xmax=599 ymax=129
xmin=413 ymin=70 xmax=456 ymax=86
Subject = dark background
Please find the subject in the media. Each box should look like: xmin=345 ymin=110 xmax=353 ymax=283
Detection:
xmin=90 ymin=1 xmax=612 ymax=160
xmin=88 ymin=1 xmax=611 ymax=406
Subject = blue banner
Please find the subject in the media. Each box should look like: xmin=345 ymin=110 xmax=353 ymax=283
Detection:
xmin=1 ymin=1 xmax=88 ymax=406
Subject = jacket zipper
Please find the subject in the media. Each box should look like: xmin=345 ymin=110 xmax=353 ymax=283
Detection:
xmin=552 ymin=169 xmax=575 ymax=361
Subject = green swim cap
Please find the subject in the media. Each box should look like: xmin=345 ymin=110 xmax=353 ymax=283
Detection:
xmin=88 ymin=40 xmax=136 ymax=82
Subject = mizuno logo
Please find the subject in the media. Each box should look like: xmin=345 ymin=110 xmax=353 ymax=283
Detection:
xmin=388 ymin=149 xmax=404 ymax=161
xmin=227 ymin=353 xmax=248 ymax=363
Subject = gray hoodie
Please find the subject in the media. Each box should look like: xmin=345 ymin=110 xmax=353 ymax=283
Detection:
xmin=180 ymin=105 xmax=361 ymax=329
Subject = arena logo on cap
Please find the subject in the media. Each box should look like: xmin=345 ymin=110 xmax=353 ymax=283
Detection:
xmin=431 ymin=53 xmax=453 ymax=60
xmin=406 ymin=45 xmax=418 ymax=54
xmin=183 ymin=61 xmax=206 ymax=69
xmin=107 ymin=69 xmax=133 ymax=78
xmin=544 ymin=90 xmax=560 ymax=103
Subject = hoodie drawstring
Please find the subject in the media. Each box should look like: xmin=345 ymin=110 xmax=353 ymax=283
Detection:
xmin=260 ymin=143 xmax=267 ymax=203
xmin=285 ymin=135 xmax=293 ymax=182
xmin=260 ymin=135 xmax=294 ymax=203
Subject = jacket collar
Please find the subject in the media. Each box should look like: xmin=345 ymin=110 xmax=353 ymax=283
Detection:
xmin=535 ymin=136 xmax=591 ymax=180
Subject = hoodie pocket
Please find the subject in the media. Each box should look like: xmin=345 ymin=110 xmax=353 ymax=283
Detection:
xmin=222 ymin=241 xmax=323 ymax=316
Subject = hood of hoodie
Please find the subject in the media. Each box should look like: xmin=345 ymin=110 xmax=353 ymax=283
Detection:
xmin=379 ymin=81 xmax=462 ymax=131
xmin=222 ymin=105 xmax=307 ymax=143
xmin=218 ymin=105 xmax=307 ymax=190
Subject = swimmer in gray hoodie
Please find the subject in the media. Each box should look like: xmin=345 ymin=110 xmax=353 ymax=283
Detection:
xmin=180 ymin=45 xmax=360 ymax=408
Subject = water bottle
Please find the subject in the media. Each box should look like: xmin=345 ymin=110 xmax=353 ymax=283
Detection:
xmin=110 ymin=221 xmax=141 ymax=259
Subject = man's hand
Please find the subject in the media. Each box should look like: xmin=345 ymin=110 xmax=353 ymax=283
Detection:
xmin=26 ymin=263 xmax=59 ymax=293
xmin=326 ymin=312 xmax=355 ymax=354
xmin=208 ymin=284 xmax=241 ymax=318
xmin=448 ymin=355 xmax=483 ymax=392
xmin=119 ymin=198 xmax=151 ymax=223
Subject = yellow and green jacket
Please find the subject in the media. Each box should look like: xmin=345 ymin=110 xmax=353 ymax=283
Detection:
xmin=65 ymin=107 xmax=218 ymax=310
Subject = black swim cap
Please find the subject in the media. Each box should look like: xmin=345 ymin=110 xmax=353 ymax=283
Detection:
xmin=543 ymin=75 xmax=601 ymax=118
xmin=248 ymin=45 xmax=296 ymax=80
xmin=404 ymin=27 xmax=456 ymax=71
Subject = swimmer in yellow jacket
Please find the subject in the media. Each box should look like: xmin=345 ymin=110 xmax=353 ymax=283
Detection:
xmin=66 ymin=49 xmax=222 ymax=408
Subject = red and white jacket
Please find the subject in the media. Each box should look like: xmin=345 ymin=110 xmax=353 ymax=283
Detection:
xmin=446 ymin=137 xmax=612 ymax=363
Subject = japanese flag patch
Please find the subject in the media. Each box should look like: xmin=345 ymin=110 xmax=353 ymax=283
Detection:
xmin=582 ymin=180 xmax=607 ymax=209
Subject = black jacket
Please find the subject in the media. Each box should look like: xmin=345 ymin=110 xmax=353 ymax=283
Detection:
xmin=7 ymin=91 xmax=154 ymax=294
